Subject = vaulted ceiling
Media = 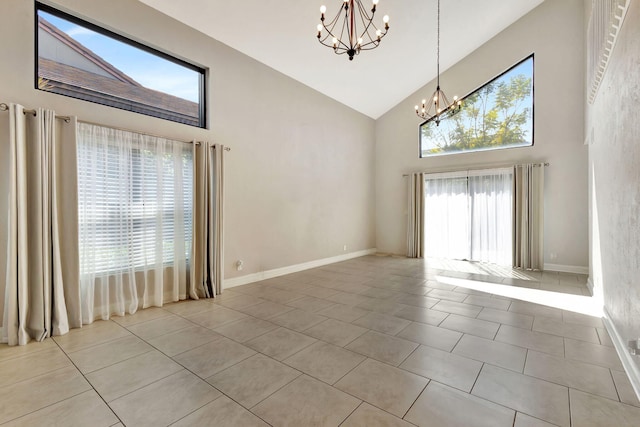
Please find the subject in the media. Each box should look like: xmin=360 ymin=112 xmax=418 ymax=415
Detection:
xmin=138 ymin=0 xmax=544 ymax=119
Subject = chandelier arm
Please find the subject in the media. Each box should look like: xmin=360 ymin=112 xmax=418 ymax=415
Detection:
xmin=320 ymin=6 xmax=345 ymax=42
xmin=335 ymin=4 xmax=351 ymax=51
xmin=356 ymin=2 xmax=376 ymax=41
xmin=317 ymin=0 xmax=389 ymax=60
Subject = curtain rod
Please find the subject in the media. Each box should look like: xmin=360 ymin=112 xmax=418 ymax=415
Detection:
xmin=0 ymin=102 xmax=71 ymax=123
xmin=0 ymin=102 xmax=230 ymax=151
xmin=402 ymin=162 xmax=549 ymax=177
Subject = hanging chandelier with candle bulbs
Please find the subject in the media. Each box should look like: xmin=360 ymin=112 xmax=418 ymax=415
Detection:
xmin=415 ymin=0 xmax=461 ymax=125
xmin=317 ymin=0 xmax=389 ymax=61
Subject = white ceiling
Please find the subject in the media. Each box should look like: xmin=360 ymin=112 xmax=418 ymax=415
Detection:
xmin=138 ymin=0 xmax=544 ymax=119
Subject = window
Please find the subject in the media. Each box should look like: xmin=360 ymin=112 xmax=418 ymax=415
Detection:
xmin=419 ymin=55 xmax=534 ymax=157
xmin=76 ymin=123 xmax=193 ymax=275
xmin=35 ymin=2 xmax=206 ymax=127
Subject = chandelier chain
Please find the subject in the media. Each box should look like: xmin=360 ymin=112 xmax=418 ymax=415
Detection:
xmin=437 ymin=0 xmax=440 ymax=88
xmin=414 ymin=0 xmax=461 ymax=125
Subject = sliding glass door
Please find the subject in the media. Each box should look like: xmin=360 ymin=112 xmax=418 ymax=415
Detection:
xmin=424 ymin=168 xmax=513 ymax=265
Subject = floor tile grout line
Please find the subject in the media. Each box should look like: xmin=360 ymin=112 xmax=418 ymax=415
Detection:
xmin=400 ymin=378 xmax=430 ymax=421
xmin=567 ymin=385 xmax=573 ymax=427
xmin=48 ymin=337 xmax=125 ymax=426
xmin=52 ymin=319 xmax=137 ymax=354
xmin=337 ymin=401 xmax=364 ymax=426
xmin=0 ymin=388 xmax=100 ymax=426
xmin=244 ymin=370 xmax=303 ymax=412
xmin=164 ymin=393 xmax=226 ymax=427
xmin=330 ymin=355 xmax=369 ymax=387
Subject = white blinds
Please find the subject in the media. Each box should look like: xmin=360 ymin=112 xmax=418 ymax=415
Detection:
xmin=77 ymin=125 xmax=192 ymax=274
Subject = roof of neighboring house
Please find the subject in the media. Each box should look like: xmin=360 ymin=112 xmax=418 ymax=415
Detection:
xmin=39 ymin=58 xmax=199 ymax=124
xmin=38 ymin=17 xmax=200 ymax=126
xmin=39 ymin=17 xmax=141 ymax=87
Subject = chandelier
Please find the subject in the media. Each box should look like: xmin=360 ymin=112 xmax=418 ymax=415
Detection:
xmin=415 ymin=0 xmax=461 ymax=125
xmin=317 ymin=0 xmax=390 ymax=61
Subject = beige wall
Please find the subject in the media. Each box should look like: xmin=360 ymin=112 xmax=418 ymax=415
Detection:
xmin=587 ymin=0 xmax=640 ymax=377
xmin=0 ymin=0 xmax=376 ymax=285
xmin=375 ymin=0 xmax=588 ymax=271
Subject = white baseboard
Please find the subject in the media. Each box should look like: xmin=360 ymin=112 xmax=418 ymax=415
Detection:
xmin=223 ymin=248 xmax=377 ymax=289
xmin=602 ymin=307 xmax=640 ymax=401
xmin=543 ymin=263 xmax=589 ymax=275
xmin=586 ymin=277 xmax=595 ymax=295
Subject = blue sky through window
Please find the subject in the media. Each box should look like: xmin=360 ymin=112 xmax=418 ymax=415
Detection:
xmin=40 ymin=11 xmax=200 ymax=102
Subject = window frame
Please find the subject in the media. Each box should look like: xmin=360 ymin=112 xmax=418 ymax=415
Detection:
xmin=34 ymin=1 xmax=207 ymax=128
xmin=418 ymin=54 xmax=535 ymax=158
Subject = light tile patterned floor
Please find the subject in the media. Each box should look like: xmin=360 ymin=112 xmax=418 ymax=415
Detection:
xmin=1 ymin=255 xmax=639 ymax=426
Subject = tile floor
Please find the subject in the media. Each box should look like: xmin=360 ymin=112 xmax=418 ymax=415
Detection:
xmin=1 ymin=255 xmax=639 ymax=426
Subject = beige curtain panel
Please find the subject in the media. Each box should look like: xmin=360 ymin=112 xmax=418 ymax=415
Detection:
xmin=513 ymin=163 xmax=545 ymax=270
xmin=192 ymin=142 xmax=225 ymax=298
xmin=406 ymin=172 xmax=425 ymax=258
xmin=2 ymin=104 xmax=80 ymax=345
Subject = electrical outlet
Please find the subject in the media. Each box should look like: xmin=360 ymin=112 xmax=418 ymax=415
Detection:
xmin=343 ymin=245 xmax=347 ymax=251
xmin=549 ymin=252 xmax=557 ymax=260
xmin=236 ymin=260 xmax=243 ymax=271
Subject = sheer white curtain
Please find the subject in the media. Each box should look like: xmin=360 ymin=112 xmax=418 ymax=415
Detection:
xmin=469 ymin=168 xmax=513 ymax=265
xmin=2 ymin=104 xmax=80 ymax=345
xmin=424 ymin=168 xmax=513 ymax=265
xmin=424 ymin=172 xmax=470 ymax=260
xmin=76 ymin=123 xmax=193 ymax=322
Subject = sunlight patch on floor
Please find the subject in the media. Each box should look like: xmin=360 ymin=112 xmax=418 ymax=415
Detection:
xmin=436 ymin=275 xmax=603 ymax=317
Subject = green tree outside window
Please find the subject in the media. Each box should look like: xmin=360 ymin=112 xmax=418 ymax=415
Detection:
xmin=420 ymin=56 xmax=534 ymax=157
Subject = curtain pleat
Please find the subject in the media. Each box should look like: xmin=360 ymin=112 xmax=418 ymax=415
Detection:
xmin=406 ymin=173 xmax=425 ymax=258
xmin=76 ymin=123 xmax=193 ymax=322
xmin=468 ymin=169 xmax=513 ymax=265
xmin=192 ymin=143 xmax=225 ymax=297
xmin=423 ymin=168 xmax=513 ymax=265
xmin=512 ymin=164 xmax=545 ymax=270
xmin=2 ymin=104 xmax=78 ymax=345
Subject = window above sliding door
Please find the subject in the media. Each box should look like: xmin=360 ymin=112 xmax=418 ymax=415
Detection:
xmin=35 ymin=2 xmax=206 ymax=127
xmin=419 ymin=55 xmax=534 ymax=157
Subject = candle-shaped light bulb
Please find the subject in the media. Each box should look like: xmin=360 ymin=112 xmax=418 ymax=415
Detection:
xmin=357 ymin=37 xmax=363 ymax=46
xmin=414 ymin=105 xmax=419 ymax=111
xmin=433 ymin=95 xmax=438 ymax=102
xmin=375 ymin=29 xmax=382 ymax=39
xmin=320 ymin=5 xmax=326 ymax=13
xmin=453 ymin=95 xmax=458 ymax=101
xmin=332 ymin=37 xmax=338 ymax=46
xmin=372 ymin=0 xmax=379 ymax=4
xmin=421 ymin=99 xmax=426 ymax=105
xmin=383 ymin=15 xmax=389 ymax=23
